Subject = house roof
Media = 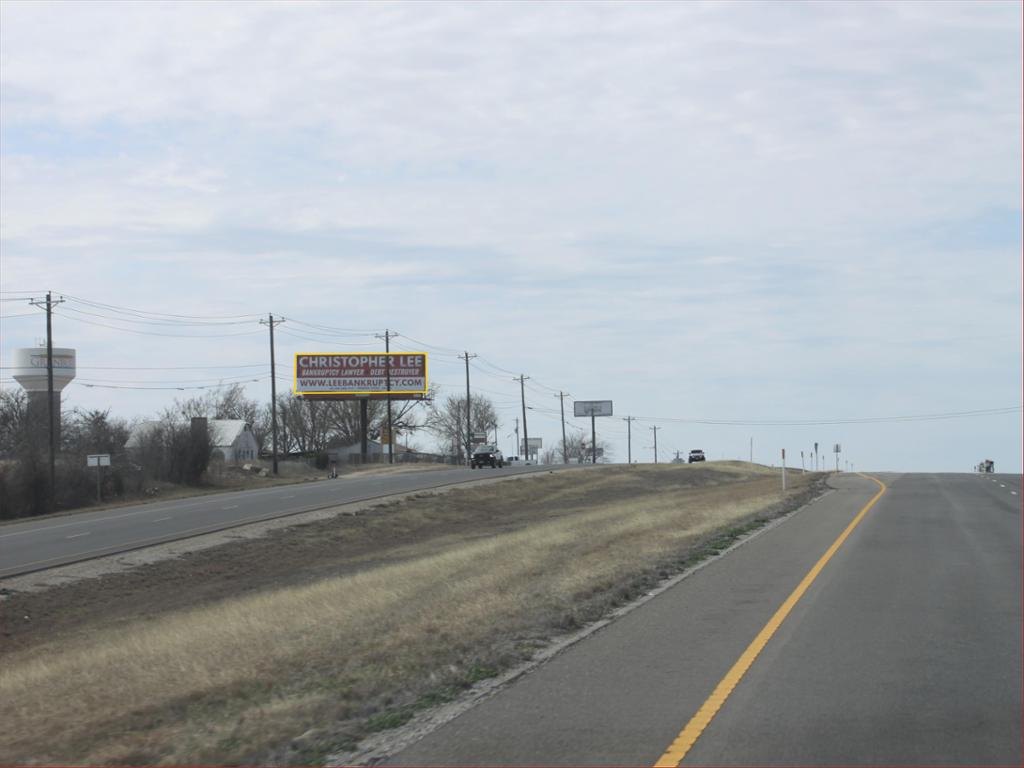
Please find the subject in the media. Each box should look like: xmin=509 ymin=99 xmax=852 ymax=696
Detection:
xmin=209 ymin=420 xmax=249 ymax=447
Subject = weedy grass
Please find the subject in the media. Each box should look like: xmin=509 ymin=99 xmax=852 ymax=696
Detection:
xmin=0 ymin=463 xmax=817 ymax=764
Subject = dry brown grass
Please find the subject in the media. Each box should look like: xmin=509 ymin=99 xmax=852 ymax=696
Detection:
xmin=0 ymin=463 xmax=819 ymax=764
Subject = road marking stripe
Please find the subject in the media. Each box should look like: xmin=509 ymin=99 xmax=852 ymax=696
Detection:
xmin=654 ymin=473 xmax=887 ymax=767
xmin=65 ymin=532 xmax=90 ymax=539
xmin=151 ymin=516 xmax=171 ymax=522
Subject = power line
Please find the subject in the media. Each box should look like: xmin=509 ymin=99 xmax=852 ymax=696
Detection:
xmin=54 ymin=310 xmax=263 ymax=338
xmin=61 ymin=294 xmax=262 ymax=321
xmin=59 ymin=303 xmax=255 ymax=327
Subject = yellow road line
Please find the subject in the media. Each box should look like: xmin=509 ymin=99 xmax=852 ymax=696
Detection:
xmin=654 ymin=473 xmax=887 ymax=767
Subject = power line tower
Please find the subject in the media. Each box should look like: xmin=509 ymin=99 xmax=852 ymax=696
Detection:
xmin=459 ymin=352 xmax=477 ymax=466
xmin=375 ymin=329 xmax=398 ymax=464
xmin=259 ymin=314 xmax=285 ymax=474
xmin=623 ymin=416 xmax=636 ymax=464
xmin=555 ymin=391 xmax=570 ymax=463
xmin=514 ymin=375 xmax=529 ymax=461
xmin=28 ymin=291 xmax=65 ymax=510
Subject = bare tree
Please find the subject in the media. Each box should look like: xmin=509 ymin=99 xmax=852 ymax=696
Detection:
xmin=425 ymin=394 xmax=497 ymax=461
xmin=0 ymin=388 xmax=31 ymax=459
xmin=557 ymin=432 xmax=613 ymax=464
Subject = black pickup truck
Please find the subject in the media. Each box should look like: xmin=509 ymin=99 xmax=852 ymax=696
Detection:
xmin=471 ymin=445 xmax=505 ymax=469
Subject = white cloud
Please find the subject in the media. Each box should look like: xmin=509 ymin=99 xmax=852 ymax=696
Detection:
xmin=1 ymin=0 xmax=1020 ymax=470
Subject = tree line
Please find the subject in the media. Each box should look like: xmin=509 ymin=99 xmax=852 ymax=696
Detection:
xmin=0 ymin=383 xmax=525 ymax=518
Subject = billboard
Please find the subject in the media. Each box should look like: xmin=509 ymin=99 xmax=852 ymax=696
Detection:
xmin=574 ymin=400 xmax=613 ymax=417
xmin=294 ymin=353 xmax=428 ymax=396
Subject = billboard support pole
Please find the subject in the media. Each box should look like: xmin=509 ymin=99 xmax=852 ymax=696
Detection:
xmin=360 ymin=399 xmax=368 ymax=463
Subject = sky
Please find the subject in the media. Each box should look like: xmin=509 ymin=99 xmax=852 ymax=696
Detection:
xmin=1 ymin=0 xmax=1021 ymax=473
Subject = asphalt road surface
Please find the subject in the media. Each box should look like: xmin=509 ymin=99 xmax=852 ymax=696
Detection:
xmin=387 ymin=472 xmax=1022 ymax=766
xmin=0 ymin=463 xmax=567 ymax=578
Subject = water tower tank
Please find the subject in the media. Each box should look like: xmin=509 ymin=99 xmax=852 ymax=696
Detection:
xmin=11 ymin=347 xmax=76 ymax=391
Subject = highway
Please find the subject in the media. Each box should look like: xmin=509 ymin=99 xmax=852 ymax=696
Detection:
xmin=0 ymin=463 xmax=566 ymax=578
xmin=387 ymin=473 xmax=1022 ymax=766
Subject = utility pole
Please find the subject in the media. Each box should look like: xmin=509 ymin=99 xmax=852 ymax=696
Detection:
xmin=651 ymin=425 xmax=661 ymax=464
xmin=29 ymin=291 xmax=64 ymax=511
xmin=375 ymin=330 xmax=397 ymax=464
xmin=459 ymin=352 xmax=477 ymax=466
xmin=623 ymin=416 xmax=636 ymax=464
xmin=259 ymin=314 xmax=285 ymax=474
xmin=590 ymin=412 xmax=597 ymax=464
xmin=513 ymin=417 xmax=519 ymax=460
xmin=555 ymin=392 xmax=569 ymax=464
xmin=515 ymin=375 xmax=529 ymax=461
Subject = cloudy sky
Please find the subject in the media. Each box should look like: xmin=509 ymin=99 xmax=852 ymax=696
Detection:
xmin=1 ymin=0 xmax=1020 ymax=472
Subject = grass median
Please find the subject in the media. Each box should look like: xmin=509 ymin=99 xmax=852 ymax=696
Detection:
xmin=0 ymin=462 xmax=823 ymax=764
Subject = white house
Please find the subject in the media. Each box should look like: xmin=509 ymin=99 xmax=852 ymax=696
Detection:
xmin=209 ymin=420 xmax=260 ymax=463
xmin=125 ymin=419 xmax=260 ymax=465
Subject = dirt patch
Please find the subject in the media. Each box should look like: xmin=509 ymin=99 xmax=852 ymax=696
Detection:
xmin=0 ymin=463 xmax=825 ymax=764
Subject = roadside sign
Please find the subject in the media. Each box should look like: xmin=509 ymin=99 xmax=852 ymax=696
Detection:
xmin=86 ymin=454 xmax=111 ymax=467
xmin=574 ymin=400 xmax=613 ymax=417
xmin=471 ymin=432 xmax=489 ymax=445
xmin=521 ymin=437 xmax=543 ymax=451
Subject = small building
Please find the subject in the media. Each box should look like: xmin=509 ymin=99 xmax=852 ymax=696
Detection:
xmin=125 ymin=419 xmax=260 ymax=465
xmin=210 ymin=420 xmax=260 ymax=464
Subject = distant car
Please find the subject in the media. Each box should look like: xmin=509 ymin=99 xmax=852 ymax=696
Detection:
xmin=472 ymin=445 xmax=505 ymax=469
xmin=688 ymin=449 xmax=706 ymax=463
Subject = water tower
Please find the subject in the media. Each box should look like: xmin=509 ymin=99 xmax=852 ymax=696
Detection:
xmin=10 ymin=346 xmax=76 ymax=444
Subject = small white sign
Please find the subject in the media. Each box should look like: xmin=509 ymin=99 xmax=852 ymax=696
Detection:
xmin=87 ymin=454 xmax=111 ymax=467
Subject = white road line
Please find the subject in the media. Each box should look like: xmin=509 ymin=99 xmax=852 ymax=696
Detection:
xmin=999 ymin=484 xmax=1006 ymax=488
xmin=221 ymin=505 xmax=239 ymax=510
xmin=66 ymin=532 xmax=90 ymax=539
xmin=1012 ymin=491 xmax=1018 ymax=496
xmin=283 ymin=495 xmax=296 ymax=499
xmin=152 ymin=516 xmax=171 ymax=522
